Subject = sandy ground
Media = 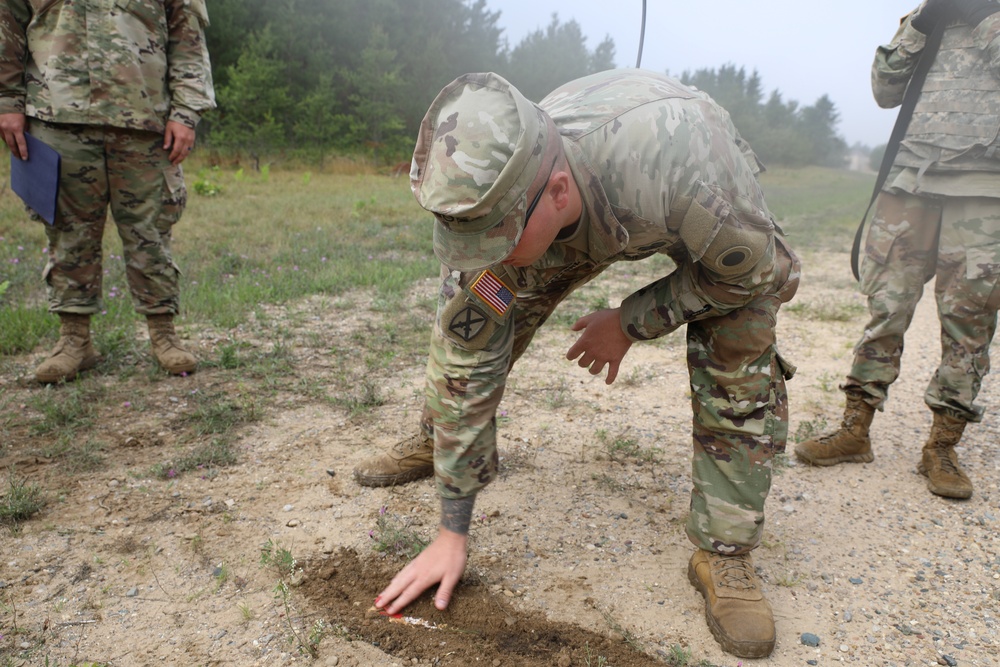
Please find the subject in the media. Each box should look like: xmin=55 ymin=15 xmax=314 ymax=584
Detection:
xmin=0 ymin=249 xmax=998 ymax=667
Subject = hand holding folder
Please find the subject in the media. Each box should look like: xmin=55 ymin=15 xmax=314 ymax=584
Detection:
xmin=10 ymin=132 xmax=60 ymax=225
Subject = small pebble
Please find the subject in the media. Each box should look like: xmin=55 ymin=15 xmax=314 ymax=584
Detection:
xmin=800 ymin=632 xmax=820 ymax=647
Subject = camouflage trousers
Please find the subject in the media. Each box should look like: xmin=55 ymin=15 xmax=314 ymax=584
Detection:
xmin=28 ymin=120 xmax=187 ymax=315
xmin=421 ymin=240 xmax=798 ymax=553
xmin=848 ymin=190 xmax=1000 ymax=422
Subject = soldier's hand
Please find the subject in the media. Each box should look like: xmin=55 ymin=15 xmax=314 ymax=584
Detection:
xmin=566 ymin=308 xmax=634 ymax=385
xmin=374 ymin=527 xmax=468 ymax=615
xmin=164 ymin=120 xmax=196 ymax=165
xmin=911 ymin=0 xmax=953 ymax=34
xmin=0 ymin=113 xmax=27 ymax=160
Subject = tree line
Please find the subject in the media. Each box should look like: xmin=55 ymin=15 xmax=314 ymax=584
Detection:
xmin=201 ymin=0 xmax=847 ymax=168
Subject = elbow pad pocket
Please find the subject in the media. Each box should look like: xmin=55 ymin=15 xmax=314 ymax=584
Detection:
xmin=678 ymin=182 xmax=773 ymax=277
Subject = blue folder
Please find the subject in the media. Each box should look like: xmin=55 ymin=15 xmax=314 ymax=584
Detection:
xmin=10 ymin=132 xmax=60 ymax=225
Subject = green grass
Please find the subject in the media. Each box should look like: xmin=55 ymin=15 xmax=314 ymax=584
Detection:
xmin=759 ymin=165 xmax=874 ymax=253
xmin=0 ymin=470 xmax=45 ymax=525
xmin=149 ymin=438 xmax=238 ymax=480
xmin=0 ymin=160 xmax=437 ymax=353
xmin=785 ymin=296 xmax=866 ymax=322
xmin=0 ymin=162 xmax=868 ymax=358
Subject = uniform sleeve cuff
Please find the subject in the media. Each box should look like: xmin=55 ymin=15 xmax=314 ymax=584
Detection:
xmin=168 ymin=107 xmax=201 ymax=129
xmin=0 ymin=98 xmax=26 ymax=115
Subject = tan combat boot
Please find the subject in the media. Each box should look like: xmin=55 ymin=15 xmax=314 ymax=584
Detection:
xmin=353 ymin=433 xmax=434 ymax=487
xmin=794 ymin=391 xmax=876 ymax=465
xmin=688 ymin=549 xmax=775 ymax=658
xmin=35 ymin=313 xmax=102 ymax=383
xmin=918 ymin=412 xmax=973 ymax=499
xmin=147 ymin=314 xmax=197 ymax=375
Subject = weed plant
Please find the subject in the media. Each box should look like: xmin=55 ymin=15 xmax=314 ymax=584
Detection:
xmin=260 ymin=539 xmax=297 ymax=577
xmin=149 ymin=438 xmax=237 ymax=480
xmin=369 ymin=505 xmax=429 ymax=559
xmin=0 ymin=471 xmax=45 ymax=525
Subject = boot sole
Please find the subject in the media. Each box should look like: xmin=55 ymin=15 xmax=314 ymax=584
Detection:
xmin=794 ymin=450 xmax=874 ymax=466
xmin=35 ymin=354 xmax=103 ymax=384
xmin=686 ymin=561 xmax=775 ymax=659
xmin=353 ymin=464 xmax=434 ymax=487
xmin=917 ymin=463 xmax=973 ymax=499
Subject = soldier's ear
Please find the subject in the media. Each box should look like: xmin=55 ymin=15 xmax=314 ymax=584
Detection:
xmin=548 ymin=170 xmax=574 ymax=211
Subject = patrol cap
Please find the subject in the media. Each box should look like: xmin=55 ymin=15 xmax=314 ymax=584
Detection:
xmin=410 ymin=72 xmax=560 ymax=271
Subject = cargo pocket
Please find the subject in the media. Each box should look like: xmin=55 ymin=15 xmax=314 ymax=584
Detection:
xmin=858 ymin=217 xmax=907 ymax=297
xmin=159 ymin=165 xmax=187 ymax=233
xmin=963 ymin=242 xmax=1000 ymax=311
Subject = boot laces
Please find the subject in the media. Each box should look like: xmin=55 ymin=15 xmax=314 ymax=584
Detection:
xmin=393 ymin=434 xmax=429 ymax=456
xmin=934 ymin=447 xmax=961 ymax=475
xmin=711 ymin=554 xmax=757 ymax=591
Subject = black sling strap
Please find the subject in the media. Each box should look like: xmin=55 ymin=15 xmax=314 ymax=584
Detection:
xmin=851 ymin=21 xmax=946 ymax=280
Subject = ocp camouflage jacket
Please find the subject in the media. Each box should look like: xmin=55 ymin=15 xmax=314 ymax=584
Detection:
xmin=0 ymin=0 xmax=215 ymax=131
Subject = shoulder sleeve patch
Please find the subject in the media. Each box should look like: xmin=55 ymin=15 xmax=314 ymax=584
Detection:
xmin=441 ymin=301 xmax=495 ymax=349
xmin=438 ymin=269 xmax=516 ymax=350
xmin=468 ymin=269 xmax=515 ymax=318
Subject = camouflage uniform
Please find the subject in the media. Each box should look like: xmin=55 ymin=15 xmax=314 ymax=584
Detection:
xmin=413 ymin=70 xmax=800 ymax=554
xmin=0 ymin=0 xmax=215 ymax=315
xmin=848 ymin=7 xmax=1000 ymax=422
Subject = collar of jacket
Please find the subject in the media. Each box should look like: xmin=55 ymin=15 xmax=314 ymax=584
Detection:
xmin=564 ymin=139 xmax=630 ymax=265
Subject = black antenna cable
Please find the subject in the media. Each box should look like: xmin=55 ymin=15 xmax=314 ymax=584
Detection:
xmin=635 ymin=0 xmax=647 ymax=68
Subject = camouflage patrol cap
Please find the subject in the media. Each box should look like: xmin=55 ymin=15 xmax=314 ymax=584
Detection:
xmin=411 ymin=72 xmax=560 ymax=271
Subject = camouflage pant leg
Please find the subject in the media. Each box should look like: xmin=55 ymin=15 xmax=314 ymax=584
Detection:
xmin=924 ymin=197 xmax=1000 ymax=422
xmin=30 ymin=121 xmax=185 ymax=315
xmin=105 ymin=126 xmax=186 ymax=315
xmin=684 ymin=291 xmax=790 ymax=555
xmin=848 ymin=191 xmax=941 ymax=409
xmin=30 ymin=122 xmax=111 ymax=314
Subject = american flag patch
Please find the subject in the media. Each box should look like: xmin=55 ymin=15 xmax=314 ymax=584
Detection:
xmin=470 ymin=269 xmax=515 ymax=317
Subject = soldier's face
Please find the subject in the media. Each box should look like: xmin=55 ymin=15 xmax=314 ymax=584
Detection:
xmin=502 ymin=184 xmax=561 ymax=267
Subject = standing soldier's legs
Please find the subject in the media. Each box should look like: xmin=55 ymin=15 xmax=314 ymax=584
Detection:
xmin=848 ymin=192 xmax=941 ymax=403
xmin=918 ymin=197 xmax=1000 ymax=498
xmin=30 ymin=122 xmax=111 ymax=382
xmin=796 ymin=191 xmax=940 ymax=465
xmin=106 ymin=128 xmax=185 ymax=314
xmin=105 ymin=128 xmax=195 ymax=374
